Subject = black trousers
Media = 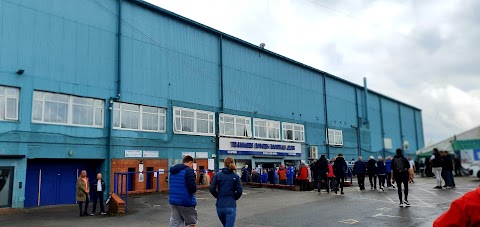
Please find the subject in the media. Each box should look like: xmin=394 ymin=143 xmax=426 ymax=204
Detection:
xmin=92 ymin=191 xmax=105 ymax=213
xmin=299 ymin=180 xmax=308 ymax=191
xmin=395 ymin=173 xmax=409 ymax=202
xmin=78 ymin=192 xmax=89 ymax=216
xmin=386 ymin=172 xmax=392 ymax=187
xmin=357 ymin=173 xmax=365 ymax=189
xmin=335 ymin=176 xmax=344 ymax=192
xmin=378 ymin=174 xmax=386 ymax=188
xmin=368 ymin=173 xmax=377 ymax=188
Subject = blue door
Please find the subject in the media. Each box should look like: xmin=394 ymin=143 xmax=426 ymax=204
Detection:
xmin=25 ymin=159 xmax=102 ymax=207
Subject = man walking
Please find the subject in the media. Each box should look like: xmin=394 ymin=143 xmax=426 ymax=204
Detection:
xmin=315 ymin=155 xmax=329 ymax=194
xmin=385 ymin=156 xmax=395 ymax=189
xmin=441 ymin=151 xmax=455 ymax=188
xmin=91 ymin=173 xmax=106 ymax=215
xmin=353 ymin=156 xmax=366 ymax=190
xmin=391 ymin=149 xmax=411 ymax=207
xmin=430 ymin=148 xmax=443 ymax=189
xmin=407 ymin=156 xmax=415 ymax=183
xmin=333 ymin=154 xmax=348 ymax=194
xmin=169 ymin=155 xmax=198 ymax=227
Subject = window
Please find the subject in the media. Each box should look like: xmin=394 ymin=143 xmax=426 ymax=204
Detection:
xmin=32 ymin=91 xmax=104 ymax=127
xmin=113 ymin=102 xmax=166 ymax=132
xmin=173 ymin=107 xmax=214 ymax=136
xmin=254 ymin=118 xmax=280 ymax=140
xmin=327 ymin=128 xmax=343 ymax=146
xmin=282 ymin=122 xmax=305 ymax=142
xmin=0 ymin=85 xmax=19 ymax=121
xmin=219 ymin=114 xmax=251 ymax=138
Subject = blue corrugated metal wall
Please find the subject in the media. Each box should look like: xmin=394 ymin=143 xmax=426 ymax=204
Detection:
xmin=0 ymin=0 xmax=424 ymax=208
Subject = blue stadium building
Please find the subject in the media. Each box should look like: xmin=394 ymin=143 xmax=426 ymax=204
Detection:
xmin=0 ymin=0 xmax=424 ymax=208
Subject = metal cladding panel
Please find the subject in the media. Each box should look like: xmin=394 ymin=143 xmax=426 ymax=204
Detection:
xmin=415 ymin=110 xmax=425 ymax=149
xmin=367 ymin=93 xmax=383 ymax=153
xmin=400 ymin=105 xmax=417 ymax=155
xmin=325 ymin=78 xmax=357 ymax=129
xmin=121 ymin=1 xmax=220 ymax=108
xmin=222 ymin=40 xmax=324 ymax=123
xmin=0 ymin=0 xmax=117 ymax=91
xmin=381 ymin=98 xmax=402 ymax=151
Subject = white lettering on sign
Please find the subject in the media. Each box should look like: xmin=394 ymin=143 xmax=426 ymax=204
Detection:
xmin=143 ymin=150 xmax=159 ymax=158
xmin=125 ymin=150 xmax=142 ymax=158
xmin=182 ymin=152 xmax=195 ymax=158
xmin=196 ymin=152 xmax=208 ymax=158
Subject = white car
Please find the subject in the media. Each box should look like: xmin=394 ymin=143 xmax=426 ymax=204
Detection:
xmin=469 ymin=162 xmax=480 ymax=178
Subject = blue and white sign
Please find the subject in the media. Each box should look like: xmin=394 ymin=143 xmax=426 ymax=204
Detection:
xmin=219 ymin=138 xmax=301 ymax=157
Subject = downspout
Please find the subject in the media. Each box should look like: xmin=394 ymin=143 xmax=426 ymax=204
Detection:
xmin=363 ymin=77 xmax=369 ymax=127
xmin=398 ymin=104 xmax=404 ymax=151
xmin=107 ymin=0 xmax=122 ymax=193
xmin=215 ymin=35 xmax=224 ymax=171
xmin=379 ymin=98 xmax=386 ymax=158
xmin=355 ymin=89 xmax=361 ymax=157
xmin=322 ymin=75 xmax=330 ymax=158
xmin=413 ymin=110 xmax=419 ymax=153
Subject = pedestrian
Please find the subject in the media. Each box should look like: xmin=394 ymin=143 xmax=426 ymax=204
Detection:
xmin=261 ymin=169 xmax=268 ymax=184
xmin=333 ymin=154 xmax=347 ymax=194
xmin=433 ymin=188 xmax=480 ymax=226
xmin=209 ymin=157 xmax=243 ymax=227
xmin=385 ymin=156 xmax=395 ymax=189
xmin=208 ymin=170 xmax=215 ymax=183
xmin=327 ymin=160 xmax=336 ymax=192
xmin=353 ymin=156 xmax=366 ymax=190
xmin=377 ymin=156 xmax=386 ymax=191
xmin=252 ymin=170 xmax=261 ymax=183
xmin=169 ymin=155 xmax=198 ymax=227
xmin=315 ymin=155 xmax=329 ymax=194
xmin=430 ymin=148 xmax=443 ymax=189
xmin=241 ymin=165 xmax=249 ymax=183
xmin=90 ymin=172 xmax=106 ymax=216
xmin=367 ymin=156 xmax=377 ymax=190
xmin=441 ymin=151 xmax=455 ymax=188
xmin=278 ymin=165 xmax=287 ymax=185
xmin=391 ymin=149 xmax=410 ymax=207
xmin=286 ymin=166 xmax=295 ymax=186
xmin=454 ymin=155 xmax=462 ymax=176
xmin=407 ymin=156 xmax=415 ymax=183
xmin=297 ymin=162 xmax=309 ymax=191
xmin=76 ymin=170 xmax=90 ymax=217
xmin=274 ymin=167 xmax=279 ymax=185
xmin=310 ymin=160 xmax=319 ymax=192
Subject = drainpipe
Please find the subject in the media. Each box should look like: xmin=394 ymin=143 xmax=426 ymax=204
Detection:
xmin=413 ymin=111 xmax=419 ymax=152
xmin=215 ymin=35 xmax=224 ymax=171
xmin=107 ymin=0 xmax=122 ymax=194
xmin=398 ymin=104 xmax=404 ymax=151
xmin=354 ymin=89 xmax=361 ymax=157
xmin=379 ymin=98 xmax=386 ymax=158
xmin=322 ymin=75 xmax=330 ymax=158
xmin=363 ymin=77 xmax=369 ymax=127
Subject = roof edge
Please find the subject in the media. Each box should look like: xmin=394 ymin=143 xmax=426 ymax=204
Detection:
xmin=127 ymin=0 xmax=421 ymax=111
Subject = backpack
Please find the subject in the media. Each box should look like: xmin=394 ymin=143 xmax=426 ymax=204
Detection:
xmin=394 ymin=157 xmax=407 ymax=173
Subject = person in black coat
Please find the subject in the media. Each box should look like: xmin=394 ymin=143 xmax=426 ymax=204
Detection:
xmin=377 ymin=157 xmax=386 ymax=191
xmin=353 ymin=156 xmax=366 ymax=190
xmin=441 ymin=151 xmax=455 ymax=188
xmin=367 ymin=156 xmax=378 ymax=190
xmin=314 ymin=155 xmax=329 ymax=194
xmin=333 ymin=154 xmax=348 ymax=194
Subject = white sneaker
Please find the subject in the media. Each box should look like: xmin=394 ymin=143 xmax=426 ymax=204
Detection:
xmin=399 ymin=202 xmax=404 ymax=207
xmin=101 ymin=212 xmax=107 ymax=215
xmin=404 ymin=200 xmax=410 ymax=207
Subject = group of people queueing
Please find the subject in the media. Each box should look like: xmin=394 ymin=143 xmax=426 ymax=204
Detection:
xmin=353 ymin=149 xmax=413 ymax=207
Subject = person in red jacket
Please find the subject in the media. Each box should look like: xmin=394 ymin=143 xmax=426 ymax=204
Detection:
xmin=297 ymin=162 xmax=309 ymax=191
xmin=434 ymin=188 xmax=480 ymax=226
xmin=327 ymin=161 xmax=336 ymax=193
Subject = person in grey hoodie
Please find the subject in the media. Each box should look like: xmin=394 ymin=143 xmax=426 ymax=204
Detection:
xmin=210 ymin=157 xmax=243 ymax=227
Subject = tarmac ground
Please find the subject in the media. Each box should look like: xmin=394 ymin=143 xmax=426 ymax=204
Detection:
xmin=1 ymin=175 xmax=479 ymax=227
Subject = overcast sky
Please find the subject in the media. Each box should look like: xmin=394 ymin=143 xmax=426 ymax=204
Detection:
xmin=146 ymin=0 xmax=480 ymax=146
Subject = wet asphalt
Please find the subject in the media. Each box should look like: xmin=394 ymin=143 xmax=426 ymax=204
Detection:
xmin=1 ymin=176 xmax=479 ymax=227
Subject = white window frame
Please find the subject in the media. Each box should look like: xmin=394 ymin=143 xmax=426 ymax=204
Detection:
xmin=219 ymin=114 xmax=251 ymax=138
xmin=0 ymin=85 xmax=19 ymax=121
xmin=113 ymin=102 xmax=166 ymax=133
xmin=327 ymin=128 xmax=343 ymax=146
xmin=173 ymin=107 xmax=215 ymax=136
xmin=253 ymin=118 xmax=280 ymax=141
xmin=32 ymin=91 xmax=104 ymax=128
xmin=282 ymin=122 xmax=305 ymax=142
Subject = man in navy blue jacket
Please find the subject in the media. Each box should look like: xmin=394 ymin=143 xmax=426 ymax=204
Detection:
xmin=353 ymin=156 xmax=366 ymax=190
xmin=169 ymin=155 xmax=197 ymax=227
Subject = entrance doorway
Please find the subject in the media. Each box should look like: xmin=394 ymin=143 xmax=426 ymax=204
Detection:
xmin=146 ymin=167 xmax=153 ymax=190
xmin=127 ymin=168 xmax=135 ymax=191
xmin=0 ymin=166 xmax=14 ymax=208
